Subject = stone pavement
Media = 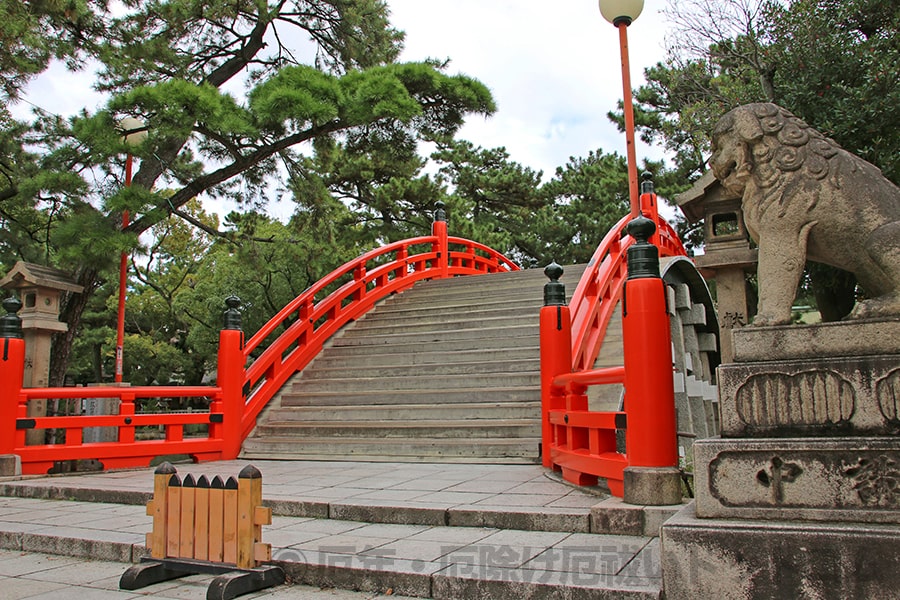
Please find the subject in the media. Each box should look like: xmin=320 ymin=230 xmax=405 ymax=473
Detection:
xmin=0 ymin=548 xmax=415 ymax=599
xmin=0 ymin=460 xmax=675 ymax=599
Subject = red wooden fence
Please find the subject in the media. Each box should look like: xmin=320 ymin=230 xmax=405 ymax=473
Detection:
xmin=541 ymin=183 xmax=687 ymax=497
xmin=0 ymin=212 xmax=518 ymax=475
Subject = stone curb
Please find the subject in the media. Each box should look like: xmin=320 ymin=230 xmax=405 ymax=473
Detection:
xmin=0 ymin=528 xmax=148 ymax=563
xmin=0 ymin=529 xmax=661 ymax=600
xmin=0 ymin=483 xmax=150 ymax=505
xmin=0 ymin=482 xmax=681 ymax=536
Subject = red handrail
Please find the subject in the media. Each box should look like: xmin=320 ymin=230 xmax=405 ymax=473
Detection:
xmin=7 ymin=383 xmax=225 ymax=474
xmin=1 ymin=219 xmax=519 ymax=474
xmin=542 ymin=186 xmax=689 ymax=496
xmin=239 ymin=221 xmax=518 ymax=439
xmin=569 ymin=213 xmax=686 ymax=373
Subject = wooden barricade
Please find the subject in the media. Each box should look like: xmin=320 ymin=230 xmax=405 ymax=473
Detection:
xmin=122 ymin=462 xmax=283 ymax=599
xmin=146 ymin=462 xmax=272 ymax=568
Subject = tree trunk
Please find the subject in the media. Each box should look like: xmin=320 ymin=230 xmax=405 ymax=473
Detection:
xmin=49 ymin=268 xmax=100 ymax=386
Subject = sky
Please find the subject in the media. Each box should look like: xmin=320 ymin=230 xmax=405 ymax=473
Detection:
xmin=388 ymin=0 xmax=671 ymax=179
xmin=10 ymin=1 xmax=675 ymax=220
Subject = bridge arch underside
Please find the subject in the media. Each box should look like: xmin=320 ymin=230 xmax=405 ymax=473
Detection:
xmin=660 ymin=257 xmax=722 ymax=459
xmin=242 ymin=261 xmax=720 ymax=465
xmin=581 ymin=256 xmax=720 ymax=466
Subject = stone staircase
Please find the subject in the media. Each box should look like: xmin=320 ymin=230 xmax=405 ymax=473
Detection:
xmin=242 ymin=267 xmax=584 ymax=463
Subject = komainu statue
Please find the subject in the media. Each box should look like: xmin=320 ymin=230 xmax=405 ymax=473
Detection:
xmin=709 ymin=102 xmax=900 ymax=325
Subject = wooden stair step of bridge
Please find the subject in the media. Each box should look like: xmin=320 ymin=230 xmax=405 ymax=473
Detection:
xmin=310 ymin=346 xmax=541 ymax=367
xmin=297 ymin=358 xmax=541 ymax=380
xmin=243 ymin=265 xmax=588 ymax=463
xmin=329 ymin=323 xmax=539 ymax=346
xmin=348 ymin=313 xmax=537 ymax=335
xmin=278 ymin=387 xmax=541 ymax=407
xmin=264 ymin=401 xmax=541 ymax=422
xmin=240 ymin=436 xmax=540 ymax=462
xmin=359 ymin=299 xmax=541 ymax=324
xmin=254 ymin=419 xmax=540 ymax=439
xmin=382 ymin=290 xmax=539 ymax=307
xmin=392 ymin=266 xmax=554 ymax=289
xmin=324 ymin=336 xmax=540 ymax=355
xmin=288 ymin=372 xmax=542 ymax=393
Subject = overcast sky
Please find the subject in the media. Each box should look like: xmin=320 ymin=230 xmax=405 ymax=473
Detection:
xmin=388 ymin=0 xmax=671 ymax=179
xmin=11 ymin=1 xmax=674 ymax=219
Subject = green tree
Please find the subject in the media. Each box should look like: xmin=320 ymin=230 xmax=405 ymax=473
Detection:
xmin=626 ymin=0 xmax=899 ymax=319
xmin=174 ymin=207 xmax=364 ymax=375
xmin=432 ymin=142 xmax=638 ymax=268
xmin=0 ymin=0 xmax=107 ymax=106
xmin=1 ymin=1 xmax=496 ymax=385
xmin=292 ymin=127 xmax=446 ymax=245
xmin=432 ymin=141 xmax=546 ymax=266
xmin=538 ymin=151 xmax=633 ymax=266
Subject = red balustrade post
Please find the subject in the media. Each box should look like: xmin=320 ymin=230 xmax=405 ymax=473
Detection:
xmin=0 ymin=298 xmax=25 ymax=466
xmin=217 ymin=296 xmax=245 ymax=459
xmin=539 ymin=263 xmax=571 ymax=469
xmin=638 ymin=172 xmax=662 ymax=247
xmin=353 ymin=263 xmax=366 ymax=302
xmin=621 ymin=196 xmax=682 ymax=505
xmin=432 ymin=201 xmax=450 ymax=279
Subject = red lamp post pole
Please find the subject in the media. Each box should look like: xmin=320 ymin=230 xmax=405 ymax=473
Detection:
xmin=600 ymin=0 xmax=681 ymax=505
xmin=114 ymin=154 xmax=133 ymax=383
xmin=616 ymin=20 xmax=640 ymax=218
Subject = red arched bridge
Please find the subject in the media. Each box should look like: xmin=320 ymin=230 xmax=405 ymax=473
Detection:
xmin=0 ymin=184 xmax=719 ymax=498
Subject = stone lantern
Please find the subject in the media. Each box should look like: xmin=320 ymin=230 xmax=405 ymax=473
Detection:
xmin=676 ymin=171 xmax=758 ymax=363
xmin=0 ymin=262 xmax=83 ymax=444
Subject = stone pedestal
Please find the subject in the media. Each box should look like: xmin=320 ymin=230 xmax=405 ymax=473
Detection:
xmin=662 ymin=503 xmax=900 ymax=600
xmin=661 ymin=319 xmax=900 ymax=599
xmin=623 ymin=466 xmax=683 ymax=506
xmin=0 ymin=454 xmax=21 ymax=477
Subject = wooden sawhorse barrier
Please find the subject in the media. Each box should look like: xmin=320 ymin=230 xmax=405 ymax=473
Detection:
xmin=120 ymin=462 xmax=284 ymax=599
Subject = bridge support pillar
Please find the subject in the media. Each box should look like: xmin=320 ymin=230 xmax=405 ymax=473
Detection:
xmin=622 ymin=189 xmax=681 ymax=506
xmin=623 ymin=466 xmax=681 ymax=506
xmin=217 ymin=296 xmax=245 ymax=460
xmin=0 ymin=297 xmax=24 ymax=475
xmin=539 ymin=263 xmax=571 ymax=469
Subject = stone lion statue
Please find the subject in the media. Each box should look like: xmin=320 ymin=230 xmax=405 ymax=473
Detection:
xmin=709 ymin=102 xmax=900 ymax=325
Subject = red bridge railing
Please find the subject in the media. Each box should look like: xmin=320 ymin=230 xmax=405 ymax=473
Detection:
xmin=239 ymin=216 xmax=518 ymax=442
xmin=0 ymin=209 xmax=518 ymax=474
xmin=541 ymin=183 xmax=687 ymax=499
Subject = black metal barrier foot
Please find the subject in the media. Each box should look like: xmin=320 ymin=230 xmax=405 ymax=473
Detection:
xmin=119 ymin=561 xmax=187 ymax=590
xmin=120 ymin=558 xmax=285 ymax=599
xmin=207 ymin=565 xmax=286 ymax=600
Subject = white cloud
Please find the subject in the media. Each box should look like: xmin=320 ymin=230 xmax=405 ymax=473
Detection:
xmin=389 ymin=0 xmax=671 ymax=178
xmin=11 ymin=1 xmax=675 ymax=221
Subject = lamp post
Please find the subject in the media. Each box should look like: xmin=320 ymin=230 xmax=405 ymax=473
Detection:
xmin=599 ymin=0 xmax=644 ymax=218
xmin=598 ymin=0 xmax=682 ymax=505
xmin=115 ymin=117 xmax=148 ymax=383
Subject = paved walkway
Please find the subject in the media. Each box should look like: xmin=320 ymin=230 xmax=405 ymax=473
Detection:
xmin=0 ymin=460 xmax=672 ymax=599
xmin=0 ymin=548 xmax=414 ymax=599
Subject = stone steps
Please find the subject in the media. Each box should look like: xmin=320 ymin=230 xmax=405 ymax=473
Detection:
xmin=359 ymin=300 xmax=541 ymax=325
xmin=242 ymin=267 xmax=574 ymax=463
xmin=264 ymin=401 xmax=541 ymax=422
xmin=298 ymin=358 xmax=541 ymax=380
xmin=329 ymin=323 xmax=538 ymax=347
xmin=0 ymin=460 xmax=667 ymax=599
xmin=279 ymin=387 xmax=541 ymax=407
xmin=310 ymin=347 xmax=540 ymax=367
xmin=240 ymin=436 xmax=540 ymax=461
xmin=285 ymin=372 xmax=542 ymax=393
xmin=254 ymin=419 xmax=540 ymax=438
